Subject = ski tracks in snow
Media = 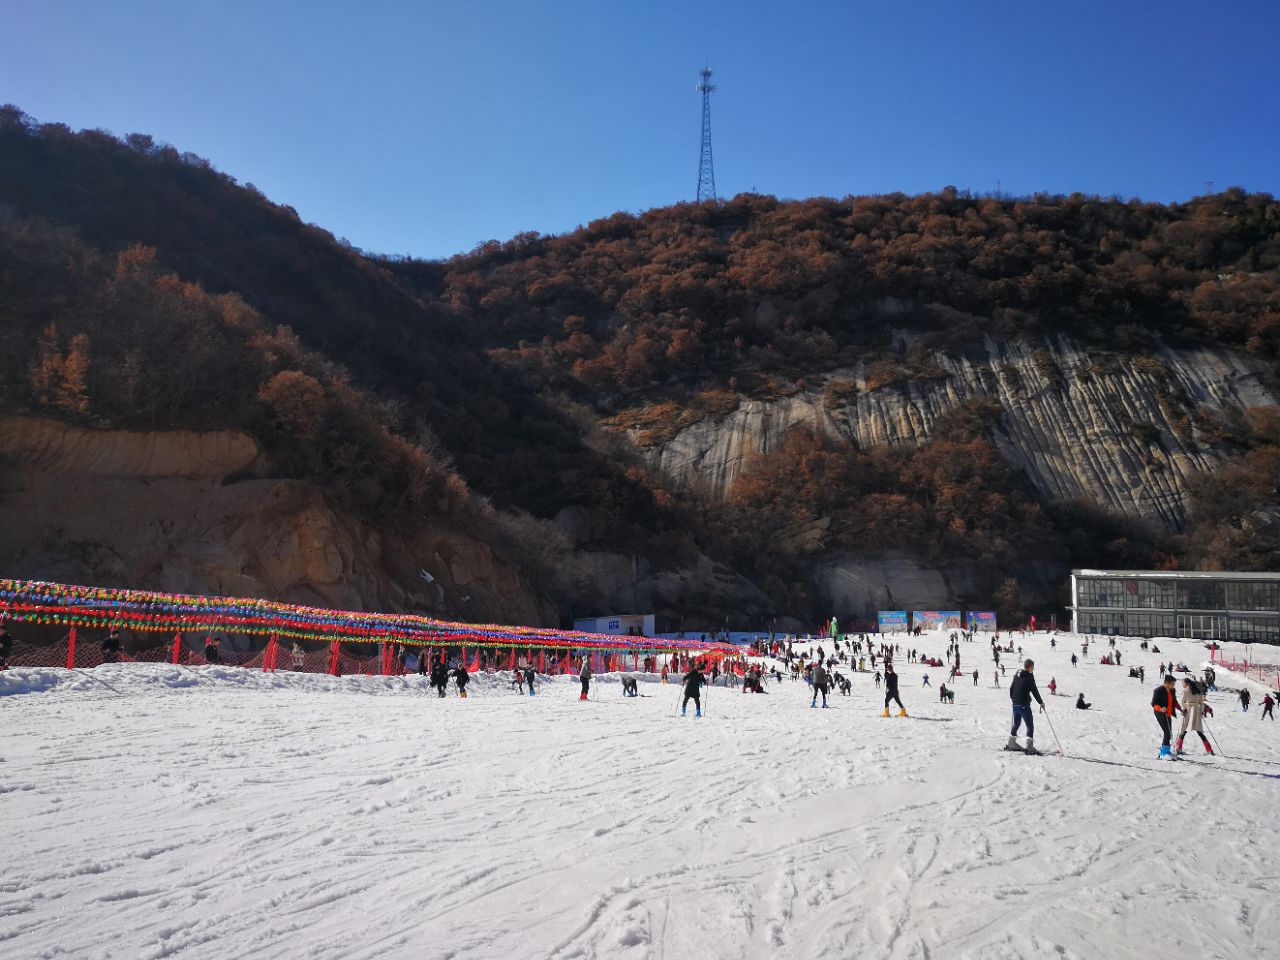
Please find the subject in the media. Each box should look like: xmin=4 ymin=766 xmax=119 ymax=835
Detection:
xmin=2 ymin=636 xmax=1279 ymax=960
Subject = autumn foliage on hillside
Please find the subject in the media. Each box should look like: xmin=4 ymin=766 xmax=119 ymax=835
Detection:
xmin=3 ymin=104 xmax=1280 ymax=625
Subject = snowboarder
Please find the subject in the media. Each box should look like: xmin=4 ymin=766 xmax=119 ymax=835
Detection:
xmin=1263 ymin=693 xmax=1275 ymax=720
xmin=1176 ymin=678 xmax=1212 ymax=754
xmin=453 ymin=663 xmax=470 ymax=698
xmin=882 ymin=665 xmax=906 ymax=717
xmin=682 ymin=663 xmax=705 ymax=716
xmin=1005 ymin=659 xmax=1045 ymax=754
xmin=100 ymin=628 xmax=122 ymax=664
xmin=579 ymin=659 xmax=592 ymax=701
xmin=1152 ymin=674 xmax=1180 ymax=760
xmin=1075 ymin=693 xmax=1091 ymax=710
xmin=811 ymin=662 xmax=830 ymax=708
xmin=524 ymin=664 xmax=537 ymax=696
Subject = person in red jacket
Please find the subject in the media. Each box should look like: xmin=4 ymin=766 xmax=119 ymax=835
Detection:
xmin=1152 ymin=674 xmax=1180 ymax=760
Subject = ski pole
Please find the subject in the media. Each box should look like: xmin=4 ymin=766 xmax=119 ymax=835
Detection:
xmin=1042 ymin=704 xmax=1066 ymax=756
xmin=1203 ymin=717 xmax=1228 ymax=759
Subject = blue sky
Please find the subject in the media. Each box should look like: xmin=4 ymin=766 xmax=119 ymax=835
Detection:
xmin=3 ymin=0 xmax=1277 ymax=259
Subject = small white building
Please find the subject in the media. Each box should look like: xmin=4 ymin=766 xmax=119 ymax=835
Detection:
xmin=573 ymin=614 xmax=655 ymax=637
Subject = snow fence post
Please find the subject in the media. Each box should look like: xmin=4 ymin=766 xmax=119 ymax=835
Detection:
xmin=66 ymin=627 xmax=76 ymax=669
xmin=171 ymin=633 xmax=182 ymax=664
xmin=328 ymin=640 xmax=341 ymax=676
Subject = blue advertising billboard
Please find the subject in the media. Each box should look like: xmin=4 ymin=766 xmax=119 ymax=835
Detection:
xmin=877 ymin=610 xmax=908 ymax=632
xmin=966 ymin=610 xmax=998 ymax=632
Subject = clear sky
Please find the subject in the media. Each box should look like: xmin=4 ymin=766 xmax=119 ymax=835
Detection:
xmin=3 ymin=0 xmax=1277 ymax=259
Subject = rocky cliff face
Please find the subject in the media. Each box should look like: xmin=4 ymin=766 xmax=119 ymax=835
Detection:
xmin=0 ymin=416 xmax=556 ymax=625
xmin=639 ymin=336 xmax=1274 ymax=528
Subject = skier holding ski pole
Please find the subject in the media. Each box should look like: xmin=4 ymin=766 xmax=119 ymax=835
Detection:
xmin=1004 ymin=659 xmax=1044 ymax=754
xmin=1152 ymin=674 xmax=1180 ymax=761
xmin=681 ymin=661 xmax=706 ymax=717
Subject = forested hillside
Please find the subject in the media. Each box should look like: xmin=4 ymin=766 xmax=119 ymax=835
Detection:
xmin=3 ymin=104 xmax=1279 ymax=627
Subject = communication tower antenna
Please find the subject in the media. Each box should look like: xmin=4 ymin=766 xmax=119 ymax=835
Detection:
xmin=696 ymin=67 xmax=717 ymax=202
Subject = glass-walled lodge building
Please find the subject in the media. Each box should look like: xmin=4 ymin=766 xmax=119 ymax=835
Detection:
xmin=1071 ymin=570 xmax=1280 ymax=642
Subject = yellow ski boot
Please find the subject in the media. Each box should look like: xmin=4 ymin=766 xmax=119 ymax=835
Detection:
xmin=897 ymin=708 xmax=907 ymax=717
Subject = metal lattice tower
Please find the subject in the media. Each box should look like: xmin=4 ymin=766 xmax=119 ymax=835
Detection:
xmin=696 ymin=67 xmax=716 ymax=202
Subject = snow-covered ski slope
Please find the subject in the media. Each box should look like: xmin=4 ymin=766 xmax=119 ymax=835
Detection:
xmin=3 ymin=630 xmax=1278 ymax=960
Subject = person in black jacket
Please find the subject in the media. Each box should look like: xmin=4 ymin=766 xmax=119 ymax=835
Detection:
xmin=203 ymin=635 xmax=221 ymax=664
xmin=1075 ymin=693 xmax=1091 ymax=710
xmin=430 ymin=658 xmax=449 ymax=697
xmin=1152 ymin=675 xmax=1180 ymax=759
xmin=0 ymin=623 xmax=13 ymax=670
xmin=453 ymin=663 xmax=470 ymax=698
xmin=100 ymin=628 xmax=123 ymax=664
xmin=881 ymin=665 xmax=906 ymax=717
xmin=523 ymin=664 xmax=536 ymax=696
xmin=1005 ymin=659 xmax=1044 ymax=754
xmin=681 ymin=663 xmax=705 ymax=717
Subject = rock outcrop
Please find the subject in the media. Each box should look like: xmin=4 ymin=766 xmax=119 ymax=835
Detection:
xmin=639 ymin=335 xmax=1275 ymax=528
xmin=0 ymin=415 xmax=556 ymax=625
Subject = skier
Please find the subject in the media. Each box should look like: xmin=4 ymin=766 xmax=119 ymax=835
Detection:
xmin=1239 ymin=689 xmax=1252 ymax=712
xmin=811 ymin=661 xmax=830 ymax=708
xmin=430 ymin=658 xmax=449 ymax=698
xmin=1176 ymin=677 xmax=1213 ymax=754
xmin=660 ymin=663 xmax=669 ymax=684
xmin=1152 ymin=674 xmax=1180 ymax=760
xmin=524 ymin=664 xmax=537 ymax=696
xmin=579 ymin=658 xmax=592 ymax=701
xmin=1005 ymin=659 xmax=1045 ymax=754
xmin=100 ymin=628 xmax=122 ymax=664
xmin=682 ymin=662 xmax=706 ymax=717
xmin=882 ymin=665 xmax=906 ymax=717
xmin=873 ymin=670 xmax=882 ymax=688
xmin=922 ymin=673 xmax=931 ymax=687
xmin=1075 ymin=693 xmax=1091 ymax=710
xmin=0 ymin=622 xmax=13 ymax=670
xmin=453 ymin=662 xmax=470 ymax=698
xmin=1263 ymin=693 xmax=1275 ymax=721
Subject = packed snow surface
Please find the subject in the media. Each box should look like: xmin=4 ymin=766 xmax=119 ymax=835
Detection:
xmin=3 ymin=631 xmax=1278 ymax=959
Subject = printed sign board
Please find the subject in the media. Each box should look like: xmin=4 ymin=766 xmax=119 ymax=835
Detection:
xmin=912 ymin=610 xmax=963 ymax=630
xmin=877 ymin=610 xmax=909 ymax=632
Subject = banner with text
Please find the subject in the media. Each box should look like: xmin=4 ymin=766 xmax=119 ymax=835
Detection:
xmin=966 ymin=610 xmax=998 ymax=632
xmin=876 ymin=610 xmax=909 ymax=632
xmin=912 ymin=610 xmax=963 ymax=631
